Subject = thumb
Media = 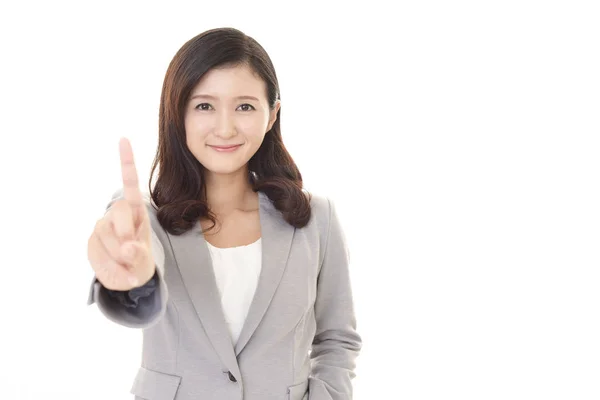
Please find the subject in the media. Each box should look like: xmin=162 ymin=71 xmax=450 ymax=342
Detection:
xmin=122 ymin=240 xmax=153 ymax=286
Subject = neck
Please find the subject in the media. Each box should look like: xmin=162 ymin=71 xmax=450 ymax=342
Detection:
xmin=204 ymin=167 xmax=256 ymax=215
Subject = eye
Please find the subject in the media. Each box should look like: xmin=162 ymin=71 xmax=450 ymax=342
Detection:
xmin=195 ymin=103 xmax=212 ymax=111
xmin=238 ymin=104 xmax=256 ymax=111
xmin=194 ymin=103 xmax=255 ymax=111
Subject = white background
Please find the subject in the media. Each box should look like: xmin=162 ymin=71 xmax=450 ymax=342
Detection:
xmin=0 ymin=1 xmax=599 ymax=399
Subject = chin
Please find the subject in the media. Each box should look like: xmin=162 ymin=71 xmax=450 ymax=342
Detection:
xmin=203 ymin=162 xmax=247 ymax=176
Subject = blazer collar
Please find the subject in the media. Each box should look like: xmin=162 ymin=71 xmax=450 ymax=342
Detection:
xmin=168 ymin=191 xmax=295 ymax=375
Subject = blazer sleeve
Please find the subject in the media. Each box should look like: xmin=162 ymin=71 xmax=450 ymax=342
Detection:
xmin=309 ymin=198 xmax=362 ymax=399
xmin=104 ymin=268 xmax=159 ymax=308
xmin=86 ymin=188 xmax=169 ymax=329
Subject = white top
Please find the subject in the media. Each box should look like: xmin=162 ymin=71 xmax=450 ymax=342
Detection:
xmin=206 ymin=238 xmax=262 ymax=346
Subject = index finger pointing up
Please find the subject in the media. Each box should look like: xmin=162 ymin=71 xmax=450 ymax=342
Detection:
xmin=119 ymin=137 xmax=144 ymax=209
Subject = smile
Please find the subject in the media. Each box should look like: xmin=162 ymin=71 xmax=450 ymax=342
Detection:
xmin=208 ymin=144 xmax=243 ymax=153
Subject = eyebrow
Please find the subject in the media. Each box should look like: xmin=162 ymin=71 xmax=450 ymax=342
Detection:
xmin=190 ymin=94 xmax=259 ymax=101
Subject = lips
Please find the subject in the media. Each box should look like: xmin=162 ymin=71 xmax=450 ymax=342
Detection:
xmin=208 ymin=144 xmax=242 ymax=152
xmin=210 ymin=145 xmax=241 ymax=149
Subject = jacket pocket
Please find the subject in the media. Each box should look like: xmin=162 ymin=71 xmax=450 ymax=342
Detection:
xmin=130 ymin=367 xmax=182 ymax=400
xmin=287 ymin=380 xmax=309 ymax=400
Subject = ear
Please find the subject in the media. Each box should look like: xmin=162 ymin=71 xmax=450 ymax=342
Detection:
xmin=266 ymin=100 xmax=281 ymax=132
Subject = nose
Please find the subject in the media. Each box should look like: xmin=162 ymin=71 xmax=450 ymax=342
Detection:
xmin=214 ymin=110 xmax=236 ymax=139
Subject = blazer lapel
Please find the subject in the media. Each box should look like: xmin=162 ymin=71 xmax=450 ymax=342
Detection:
xmin=234 ymin=191 xmax=295 ymax=356
xmin=169 ymin=191 xmax=294 ymax=370
xmin=169 ymin=222 xmax=240 ymax=379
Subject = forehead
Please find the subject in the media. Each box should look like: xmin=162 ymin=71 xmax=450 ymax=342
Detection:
xmin=191 ymin=64 xmax=267 ymax=98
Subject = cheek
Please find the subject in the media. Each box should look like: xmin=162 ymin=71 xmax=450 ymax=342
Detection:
xmin=241 ymin=130 xmax=266 ymax=149
xmin=239 ymin=119 xmax=267 ymax=139
xmin=185 ymin=116 xmax=209 ymax=141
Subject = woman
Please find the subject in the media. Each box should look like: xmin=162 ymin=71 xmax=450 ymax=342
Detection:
xmin=87 ymin=27 xmax=361 ymax=400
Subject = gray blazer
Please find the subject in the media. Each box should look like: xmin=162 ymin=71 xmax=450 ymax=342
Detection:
xmin=87 ymin=189 xmax=361 ymax=400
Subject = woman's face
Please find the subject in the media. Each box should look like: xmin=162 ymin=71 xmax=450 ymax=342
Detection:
xmin=184 ymin=64 xmax=280 ymax=177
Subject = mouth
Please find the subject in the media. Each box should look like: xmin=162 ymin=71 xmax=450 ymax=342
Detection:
xmin=207 ymin=144 xmax=243 ymax=152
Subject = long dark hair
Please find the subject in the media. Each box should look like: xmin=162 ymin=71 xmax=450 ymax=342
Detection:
xmin=147 ymin=27 xmax=311 ymax=235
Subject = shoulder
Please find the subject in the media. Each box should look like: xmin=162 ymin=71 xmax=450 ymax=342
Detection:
xmin=307 ymin=191 xmax=330 ymax=217
xmin=306 ymin=191 xmax=336 ymax=234
xmin=304 ymin=192 xmax=349 ymax=265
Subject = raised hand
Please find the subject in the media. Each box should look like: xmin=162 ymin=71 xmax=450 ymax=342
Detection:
xmin=87 ymin=138 xmax=155 ymax=291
